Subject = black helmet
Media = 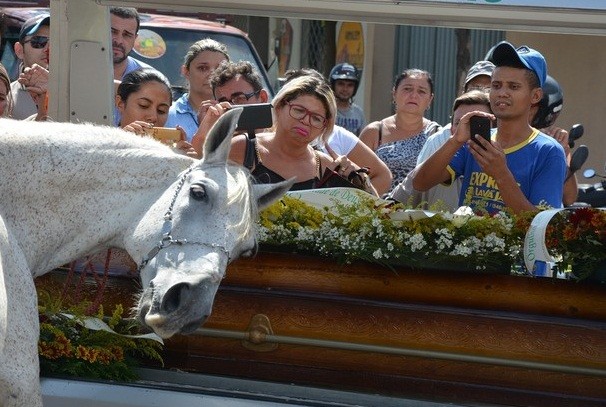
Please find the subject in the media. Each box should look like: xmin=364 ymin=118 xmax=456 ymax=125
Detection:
xmin=531 ymin=75 xmax=563 ymax=129
xmin=329 ymin=63 xmax=360 ymax=96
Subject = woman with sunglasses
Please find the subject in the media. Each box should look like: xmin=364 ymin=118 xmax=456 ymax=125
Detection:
xmin=229 ymin=75 xmax=377 ymax=195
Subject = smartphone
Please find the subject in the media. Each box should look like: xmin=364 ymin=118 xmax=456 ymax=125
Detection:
xmin=469 ymin=115 xmax=491 ymax=148
xmin=235 ymin=103 xmax=273 ymax=133
xmin=148 ymin=127 xmax=182 ymax=143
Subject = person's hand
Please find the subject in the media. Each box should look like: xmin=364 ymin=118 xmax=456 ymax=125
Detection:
xmin=467 ymin=136 xmax=509 ymax=180
xmin=174 ymin=126 xmax=198 ymax=158
xmin=18 ymin=64 xmax=49 ymax=96
xmin=198 ymin=100 xmax=232 ymax=129
xmin=452 ymin=111 xmax=495 ymax=144
xmin=19 ymin=64 xmax=49 ymax=115
xmin=542 ymin=125 xmax=571 ymax=159
xmin=191 ymin=101 xmax=233 ymax=157
xmin=333 ymin=155 xmax=356 ymax=175
xmin=123 ymin=120 xmax=153 ymax=135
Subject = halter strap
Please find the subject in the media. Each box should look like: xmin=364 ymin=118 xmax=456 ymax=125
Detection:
xmin=137 ymin=165 xmax=231 ymax=273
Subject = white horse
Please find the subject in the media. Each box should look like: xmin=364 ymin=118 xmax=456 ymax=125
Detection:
xmin=0 ymin=109 xmax=292 ymax=407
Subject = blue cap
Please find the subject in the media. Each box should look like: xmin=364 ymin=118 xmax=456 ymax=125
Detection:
xmin=487 ymin=41 xmax=547 ymax=88
xmin=19 ymin=13 xmax=50 ymax=42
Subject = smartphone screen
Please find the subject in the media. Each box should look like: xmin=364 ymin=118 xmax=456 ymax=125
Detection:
xmin=469 ymin=115 xmax=491 ymax=148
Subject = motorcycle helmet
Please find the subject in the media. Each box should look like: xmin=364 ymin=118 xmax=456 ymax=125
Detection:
xmin=329 ymin=63 xmax=360 ymax=96
xmin=531 ymin=75 xmax=563 ymax=129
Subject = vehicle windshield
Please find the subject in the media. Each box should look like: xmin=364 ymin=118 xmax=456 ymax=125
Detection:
xmin=131 ymin=27 xmax=273 ymax=99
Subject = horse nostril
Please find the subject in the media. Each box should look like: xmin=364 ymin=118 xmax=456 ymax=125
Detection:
xmin=161 ymin=282 xmax=191 ymax=314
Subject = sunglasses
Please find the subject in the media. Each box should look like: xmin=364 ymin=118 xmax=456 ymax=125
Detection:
xmin=23 ymin=36 xmax=49 ymax=49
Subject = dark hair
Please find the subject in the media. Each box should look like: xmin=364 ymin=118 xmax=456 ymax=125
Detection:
xmin=393 ymin=69 xmax=434 ymax=94
xmin=494 ymin=62 xmax=540 ymax=90
xmin=283 ymin=68 xmax=326 ymax=84
xmin=183 ymin=38 xmax=229 ymax=70
xmin=116 ymin=68 xmax=171 ymax=103
xmin=452 ymin=90 xmax=491 ymax=119
xmin=110 ymin=7 xmax=140 ymax=33
xmin=210 ymin=60 xmax=263 ymax=94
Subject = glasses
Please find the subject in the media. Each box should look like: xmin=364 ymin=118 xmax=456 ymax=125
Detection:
xmin=22 ymin=36 xmax=49 ymax=49
xmin=216 ymin=89 xmax=261 ymax=105
xmin=286 ymin=102 xmax=327 ymax=130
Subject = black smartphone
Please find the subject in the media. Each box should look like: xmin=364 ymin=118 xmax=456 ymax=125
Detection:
xmin=469 ymin=115 xmax=492 ymax=148
xmin=235 ymin=103 xmax=273 ymax=133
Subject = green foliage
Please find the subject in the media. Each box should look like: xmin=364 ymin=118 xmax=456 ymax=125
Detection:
xmin=259 ymin=197 xmax=606 ymax=278
xmin=38 ymin=292 xmax=163 ymax=381
xmin=259 ymin=196 xmax=518 ymax=272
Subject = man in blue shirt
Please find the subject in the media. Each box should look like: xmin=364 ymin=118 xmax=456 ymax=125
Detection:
xmin=413 ymin=41 xmax=566 ymax=214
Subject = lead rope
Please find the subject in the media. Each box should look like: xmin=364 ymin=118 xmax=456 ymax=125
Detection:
xmin=137 ymin=166 xmax=230 ymax=273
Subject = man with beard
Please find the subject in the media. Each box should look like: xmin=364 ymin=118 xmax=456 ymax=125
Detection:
xmin=110 ymin=7 xmax=152 ymax=81
xmin=110 ymin=7 xmax=153 ymax=125
xmin=329 ymin=63 xmax=366 ymax=136
xmin=11 ymin=13 xmax=50 ymax=119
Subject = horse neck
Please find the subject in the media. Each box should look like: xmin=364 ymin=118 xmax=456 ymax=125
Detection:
xmin=0 ymin=119 xmax=194 ymax=276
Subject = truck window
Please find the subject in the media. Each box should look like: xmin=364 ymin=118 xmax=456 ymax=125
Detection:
xmin=131 ymin=27 xmax=273 ymax=99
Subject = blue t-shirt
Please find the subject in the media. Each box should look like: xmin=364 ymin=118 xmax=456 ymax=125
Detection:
xmin=447 ymin=129 xmax=566 ymax=214
xmin=165 ymin=93 xmax=198 ymax=142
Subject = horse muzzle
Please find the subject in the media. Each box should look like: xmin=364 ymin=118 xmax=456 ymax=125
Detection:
xmin=137 ymin=273 xmax=222 ymax=339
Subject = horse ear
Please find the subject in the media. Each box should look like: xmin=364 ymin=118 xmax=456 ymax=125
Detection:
xmin=253 ymin=178 xmax=295 ymax=210
xmin=203 ymin=107 xmax=242 ymax=164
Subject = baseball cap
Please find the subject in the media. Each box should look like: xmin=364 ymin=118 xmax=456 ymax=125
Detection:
xmin=464 ymin=60 xmax=495 ymax=87
xmin=487 ymin=41 xmax=547 ymax=88
xmin=19 ymin=13 xmax=51 ymax=42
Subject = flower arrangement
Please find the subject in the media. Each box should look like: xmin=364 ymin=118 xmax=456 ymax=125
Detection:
xmin=539 ymin=207 xmax=606 ymax=279
xmin=38 ymin=290 xmax=163 ymax=381
xmin=258 ymin=193 xmax=606 ymax=279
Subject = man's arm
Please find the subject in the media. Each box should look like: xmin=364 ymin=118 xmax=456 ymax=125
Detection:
xmin=412 ymin=136 xmax=462 ymax=191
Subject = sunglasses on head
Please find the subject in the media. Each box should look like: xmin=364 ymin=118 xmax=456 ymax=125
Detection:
xmin=23 ymin=36 xmax=49 ymax=49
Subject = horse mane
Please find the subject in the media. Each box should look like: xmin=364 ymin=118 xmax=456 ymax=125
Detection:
xmin=225 ymin=163 xmax=259 ymax=244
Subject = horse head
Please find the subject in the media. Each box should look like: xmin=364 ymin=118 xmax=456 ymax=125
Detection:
xmin=132 ymin=108 xmax=292 ymax=338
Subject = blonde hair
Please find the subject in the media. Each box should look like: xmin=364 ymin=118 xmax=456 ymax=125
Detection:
xmin=271 ymin=75 xmax=336 ymax=142
xmin=0 ymin=63 xmax=13 ymax=117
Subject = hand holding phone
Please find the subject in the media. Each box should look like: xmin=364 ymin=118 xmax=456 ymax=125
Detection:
xmin=469 ymin=115 xmax=492 ymax=149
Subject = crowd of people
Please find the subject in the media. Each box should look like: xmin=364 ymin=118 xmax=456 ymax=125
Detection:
xmin=2 ymin=6 xmax=577 ymax=213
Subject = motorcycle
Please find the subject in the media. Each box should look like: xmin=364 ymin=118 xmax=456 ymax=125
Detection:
xmin=577 ymin=166 xmax=606 ymax=208
xmin=565 ymin=124 xmax=606 ymax=208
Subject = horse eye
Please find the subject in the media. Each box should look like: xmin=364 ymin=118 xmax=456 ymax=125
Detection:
xmin=189 ymin=184 xmax=207 ymax=201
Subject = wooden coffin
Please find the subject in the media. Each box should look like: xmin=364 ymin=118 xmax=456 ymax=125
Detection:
xmin=38 ymin=251 xmax=606 ymax=406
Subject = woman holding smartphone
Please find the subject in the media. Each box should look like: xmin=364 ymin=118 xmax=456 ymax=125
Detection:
xmin=116 ymin=68 xmax=196 ymax=157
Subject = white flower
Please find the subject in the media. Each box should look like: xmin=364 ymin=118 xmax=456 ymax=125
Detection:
xmin=409 ymin=233 xmax=427 ymax=252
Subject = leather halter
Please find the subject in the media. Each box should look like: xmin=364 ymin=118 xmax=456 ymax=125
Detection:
xmin=137 ymin=166 xmax=230 ymax=273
